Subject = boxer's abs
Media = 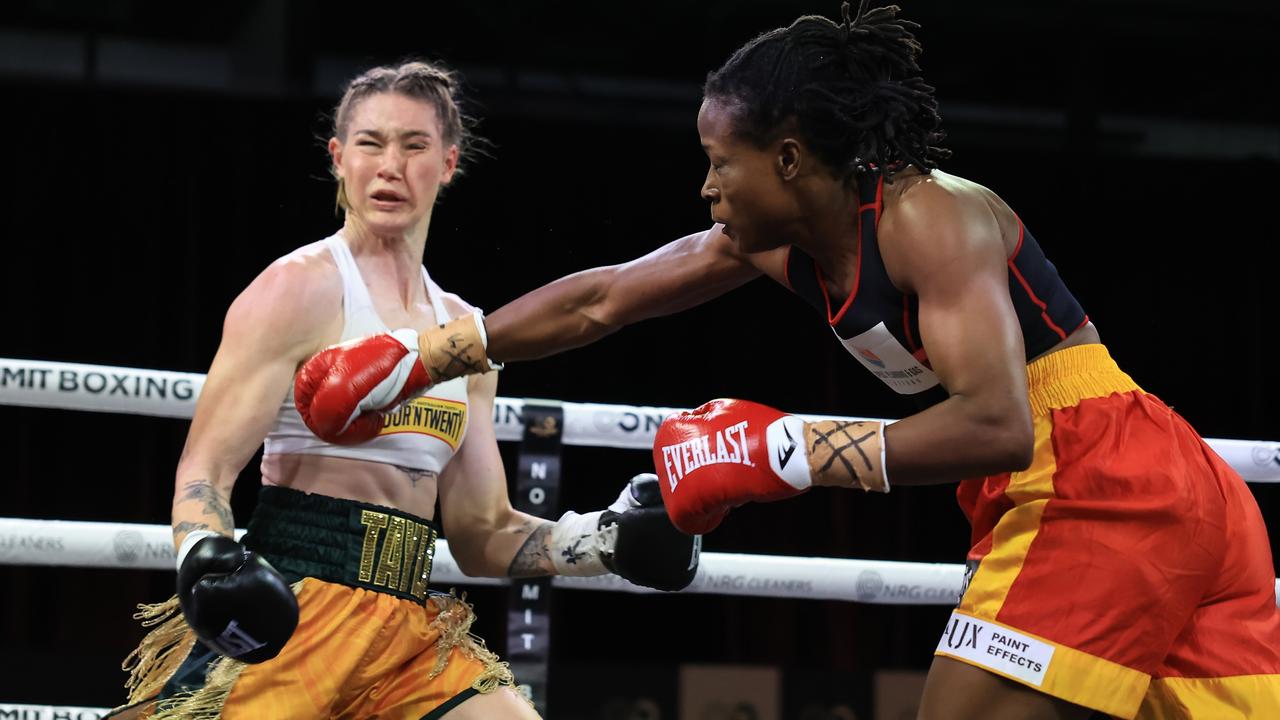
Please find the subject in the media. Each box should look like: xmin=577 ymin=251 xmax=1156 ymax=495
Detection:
xmin=261 ymin=453 xmax=438 ymax=521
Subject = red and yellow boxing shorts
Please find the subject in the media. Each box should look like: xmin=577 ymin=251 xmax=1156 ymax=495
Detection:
xmin=937 ymin=344 xmax=1280 ymax=718
xmin=108 ymin=488 xmax=516 ymax=720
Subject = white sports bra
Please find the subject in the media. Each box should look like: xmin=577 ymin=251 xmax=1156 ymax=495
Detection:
xmin=263 ymin=234 xmax=470 ymax=472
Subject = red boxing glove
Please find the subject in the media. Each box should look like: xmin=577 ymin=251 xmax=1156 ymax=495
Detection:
xmin=652 ymin=399 xmax=814 ymax=534
xmin=294 ymin=329 xmax=430 ymax=444
xmin=296 ymin=312 xmax=499 ymax=444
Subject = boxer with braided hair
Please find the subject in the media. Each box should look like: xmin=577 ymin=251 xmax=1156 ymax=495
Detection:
xmin=304 ymin=5 xmax=1280 ymax=718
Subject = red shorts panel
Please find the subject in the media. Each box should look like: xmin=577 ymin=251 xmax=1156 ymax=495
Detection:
xmin=942 ymin=345 xmax=1280 ymax=718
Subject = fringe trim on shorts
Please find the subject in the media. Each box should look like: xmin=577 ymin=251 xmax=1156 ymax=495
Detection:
xmin=122 ymin=596 xmax=196 ymax=704
xmin=428 ymin=590 xmax=517 ymax=697
xmin=147 ymin=656 xmax=248 ymax=720
xmin=119 ymin=582 xmax=304 ymax=719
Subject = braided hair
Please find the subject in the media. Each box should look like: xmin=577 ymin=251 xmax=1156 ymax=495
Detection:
xmin=331 ymin=60 xmax=482 ymax=211
xmin=704 ymin=1 xmax=950 ymax=181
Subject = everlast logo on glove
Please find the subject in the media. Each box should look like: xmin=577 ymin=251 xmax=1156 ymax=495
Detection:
xmin=658 ymin=420 xmax=753 ymax=491
xmin=653 ymin=399 xmax=816 ymax=535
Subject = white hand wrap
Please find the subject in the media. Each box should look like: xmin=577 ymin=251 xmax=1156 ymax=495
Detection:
xmin=175 ymin=529 xmax=223 ymax=571
xmin=467 ymin=309 xmax=503 ymax=372
xmin=549 ymin=510 xmax=617 ymax=577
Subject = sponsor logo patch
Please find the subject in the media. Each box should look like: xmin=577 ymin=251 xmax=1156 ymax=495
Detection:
xmin=935 ymin=611 xmax=1055 ymax=687
xmin=379 ymin=395 xmax=467 ymax=449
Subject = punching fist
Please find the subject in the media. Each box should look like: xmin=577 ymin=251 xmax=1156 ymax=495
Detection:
xmin=653 ymin=398 xmax=889 ymax=534
xmin=295 ymin=311 xmax=498 ymax=444
xmin=600 ymin=473 xmax=700 ymax=591
xmin=549 ymin=474 xmax=700 ymax=592
xmin=652 ymin=399 xmax=809 ymax=535
xmin=176 ymin=534 xmax=299 ymax=664
xmin=295 ymin=329 xmax=429 ymax=444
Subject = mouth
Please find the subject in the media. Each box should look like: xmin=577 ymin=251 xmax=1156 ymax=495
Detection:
xmin=712 ymin=216 xmax=732 ymax=238
xmin=370 ymin=189 xmax=408 ymax=206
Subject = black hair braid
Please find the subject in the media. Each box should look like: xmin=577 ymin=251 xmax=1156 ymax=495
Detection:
xmin=704 ymin=1 xmax=950 ymax=181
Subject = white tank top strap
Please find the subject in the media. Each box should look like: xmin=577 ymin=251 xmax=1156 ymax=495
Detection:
xmin=263 ymin=234 xmax=471 ymax=473
xmin=322 ymin=234 xmax=380 ymax=337
xmin=422 ymin=267 xmax=452 ymax=323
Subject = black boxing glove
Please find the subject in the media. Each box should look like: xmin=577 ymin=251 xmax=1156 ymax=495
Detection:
xmin=549 ymin=474 xmax=701 ymax=592
xmin=602 ymin=473 xmax=702 ymax=591
xmin=175 ymin=534 xmax=299 ymax=664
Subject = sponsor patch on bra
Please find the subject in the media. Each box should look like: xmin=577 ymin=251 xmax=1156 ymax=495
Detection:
xmin=379 ymin=395 xmax=467 ymax=449
xmin=834 ymin=322 xmax=941 ymax=395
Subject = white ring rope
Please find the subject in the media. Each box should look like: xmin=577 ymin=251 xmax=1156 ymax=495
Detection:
xmin=2 ymin=357 xmax=1278 ymax=608
xmin=0 ymin=517 xmax=966 ymax=604
xmin=4 ymin=516 xmax=1279 ymax=607
xmin=0 ymin=703 xmax=108 ymax=719
xmin=4 ymin=357 xmax=1280 ymax=481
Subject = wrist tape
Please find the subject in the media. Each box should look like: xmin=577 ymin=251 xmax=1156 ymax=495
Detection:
xmin=175 ymin=530 xmax=224 ymax=571
xmin=549 ymin=510 xmax=617 ymax=577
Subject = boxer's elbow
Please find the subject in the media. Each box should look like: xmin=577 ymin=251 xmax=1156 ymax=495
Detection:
xmin=955 ymin=393 xmax=1034 ymax=473
xmin=981 ymin=404 xmax=1034 ymax=472
xmin=994 ymin=420 xmax=1035 ymax=471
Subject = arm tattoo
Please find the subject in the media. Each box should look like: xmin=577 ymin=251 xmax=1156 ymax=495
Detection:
xmin=394 ymin=466 xmax=438 ymax=489
xmin=506 ymin=522 xmax=554 ymax=578
xmin=177 ymin=479 xmax=235 ymax=531
xmin=172 ymin=521 xmax=214 ymax=540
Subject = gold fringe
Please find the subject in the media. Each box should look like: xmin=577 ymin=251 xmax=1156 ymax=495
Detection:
xmin=427 ymin=591 xmax=515 ymax=694
xmin=119 ymin=581 xmax=305 ymax=717
xmin=122 ymin=596 xmax=196 ymax=704
xmin=149 ymin=655 xmax=247 ymax=720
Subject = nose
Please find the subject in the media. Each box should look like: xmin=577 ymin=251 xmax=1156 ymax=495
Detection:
xmin=377 ymin=144 xmax=406 ymax=180
xmin=700 ymin=169 xmax=718 ymax=203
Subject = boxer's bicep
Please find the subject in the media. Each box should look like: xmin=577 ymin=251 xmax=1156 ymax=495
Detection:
xmin=176 ymin=258 xmax=341 ymax=504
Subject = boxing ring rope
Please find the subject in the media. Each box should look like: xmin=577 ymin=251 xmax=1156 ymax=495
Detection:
xmin=5 ymin=358 xmax=1280 ymax=481
xmin=2 ymin=356 xmax=1279 ymax=609
xmin=3 ymin=358 xmax=1279 ymax=719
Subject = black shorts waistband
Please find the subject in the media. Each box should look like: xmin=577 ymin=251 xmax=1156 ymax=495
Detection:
xmin=243 ymin=486 xmax=440 ymax=604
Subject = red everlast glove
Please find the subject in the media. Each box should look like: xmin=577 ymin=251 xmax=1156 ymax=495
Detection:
xmin=651 ymin=398 xmax=814 ymax=534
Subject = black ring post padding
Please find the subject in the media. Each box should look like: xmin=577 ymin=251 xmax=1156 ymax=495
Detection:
xmin=507 ymin=400 xmax=564 ymax=717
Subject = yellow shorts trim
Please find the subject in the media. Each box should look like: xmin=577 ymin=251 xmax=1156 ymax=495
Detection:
xmin=1137 ymin=675 xmax=1280 ymax=719
xmin=935 ymin=610 xmax=1150 ymax=718
xmin=962 ymin=414 xmax=1057 ymax=617
xmin=1025 ymin=344 xmax=1141 ymax=416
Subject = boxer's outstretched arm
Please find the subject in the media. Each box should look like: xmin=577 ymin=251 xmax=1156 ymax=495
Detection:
xmin=485 ymin=224 xmax=779 ymax=361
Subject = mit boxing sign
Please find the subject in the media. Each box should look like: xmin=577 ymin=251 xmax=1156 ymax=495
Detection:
xmin=0 ymin=359 xmax=202 ymax=418
xmin=0 ymin=704 xmax=107 ymax=719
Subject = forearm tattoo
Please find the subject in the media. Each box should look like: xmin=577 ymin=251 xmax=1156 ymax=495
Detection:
xmin=506 ymin=521 xmax=554 ymax=578
xmin=394 ymin=466 xmax=438 ymax=489
xmin=172 ymin=520 xmax=215 ymax=540
xmin=808 ymin=421 xmax=877 ymax=484
xmin=176 ymin=479 xmax=234 ymax=531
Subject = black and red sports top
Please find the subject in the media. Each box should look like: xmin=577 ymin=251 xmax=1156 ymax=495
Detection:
xmin=784 ymin=169 xmax=1087 ymax=401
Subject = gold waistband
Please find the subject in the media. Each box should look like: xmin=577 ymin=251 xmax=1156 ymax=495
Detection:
xmin=1025 ymin=344 xmax=1142 ymax=416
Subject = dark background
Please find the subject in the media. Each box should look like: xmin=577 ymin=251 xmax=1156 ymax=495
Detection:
xmin=1 ymin=0 xmax=1277 ymax=716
